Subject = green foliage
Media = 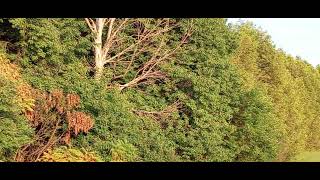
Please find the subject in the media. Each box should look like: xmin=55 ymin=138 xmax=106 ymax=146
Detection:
xmin=0 ymin=116 xmax=33 ymax=162
xmin=0 ymin=54 xmax=34 ymax=161
xmin=290 ymin=151 xmax=320 ymax=162
xmin=8 ymin=18 xmax=91 ymax=70
xmin=232 ymin=88 xmax=281 ymax=161
xmin=230 ymin=21 xmax=320 ymax=161
xmin=39 ymin=146 xmax=102 ymax=162
xmin=165 ymin=19 xmax=242 ymax=161
xmin=122 ymin=18 xmax=244 ymax=161
xmin=73 ymin=86 xmax=178 ymax=162
xmin=1 ymin=18 xmax=320 ymax=162
xmin=0 ymin=77 xmax=20 ymax=114
xmin=110 ymin=139 xmax=138 ymax=162
xmin=0 ymin=76 xmax=33 ymax=161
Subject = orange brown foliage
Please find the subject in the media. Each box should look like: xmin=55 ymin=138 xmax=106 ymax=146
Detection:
xmin=66 ymin=94 xmax=81 ymax=110
xmin=17 ymin=89 xmax=94 ymax=162
xmin=66 ymin=111 xmax=93 ymax=135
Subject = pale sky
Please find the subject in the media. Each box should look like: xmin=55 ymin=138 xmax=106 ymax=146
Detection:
xmin=227 ymin=18 xmax=320 ymax=67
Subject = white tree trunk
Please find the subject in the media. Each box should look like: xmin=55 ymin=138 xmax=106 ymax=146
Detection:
xmin=94 ymin=18 xmax=105 ymax=80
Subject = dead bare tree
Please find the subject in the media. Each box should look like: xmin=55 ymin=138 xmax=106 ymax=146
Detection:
xmin=86 ymin=18 xmax=123 ymax=79
xmin=85 ymin=18 xmax=193 ymax=89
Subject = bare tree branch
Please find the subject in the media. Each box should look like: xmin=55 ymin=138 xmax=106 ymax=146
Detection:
xmin=132 ymin=101 xmax=182 ymax=121
xmin=85 ymin=18 xmax=96 ymax=33
xmin=118 ymin=24 xmax=192 ymax=91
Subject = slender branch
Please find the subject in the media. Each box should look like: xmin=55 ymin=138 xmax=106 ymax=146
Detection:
xmin=132 ymin=101 xmax=181 ymax=121
xmin=34 ymin=119 xmax=61 ymax=161
xmin=85 ymin=18 xmax=96 ymax=33
xmin=102 ymin=19 xmax=128 ymax=60
xmin=106 ymin=18 xmax=115 ymax=41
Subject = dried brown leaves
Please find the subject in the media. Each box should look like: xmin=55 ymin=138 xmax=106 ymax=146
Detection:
xmin=17 ymin=89 xmax=94 ymax=162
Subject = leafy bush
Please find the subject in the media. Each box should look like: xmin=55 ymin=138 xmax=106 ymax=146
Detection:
xmin=39 ymin=146 xmax=101 ymax=162
xmin=0 ymin=54 xmax=33 ymax=161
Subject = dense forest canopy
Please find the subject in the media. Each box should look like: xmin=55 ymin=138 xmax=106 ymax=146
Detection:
xmin=0 ymin=18 xmax=320 ymax=162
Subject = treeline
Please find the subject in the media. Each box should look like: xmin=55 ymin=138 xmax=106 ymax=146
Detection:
xmin=0 ymin=18 xmax=319 ymax=162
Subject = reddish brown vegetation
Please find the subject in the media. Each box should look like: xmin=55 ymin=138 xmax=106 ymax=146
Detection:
xmin=16 ymin=89 xmax=94 ymax=162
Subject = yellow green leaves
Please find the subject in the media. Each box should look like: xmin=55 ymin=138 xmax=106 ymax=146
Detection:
xmin=0 ymin=54 xmax=35 ymax=114
xmin=21 ymin=99 xmax=35 ymax=113
xmin=39 ymin=146 xmax=102 ymax=162
xmin=110 ymin=140 xmax=138 ymax=162
xmin=231 ymin=22 xmax=320 ymax=161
